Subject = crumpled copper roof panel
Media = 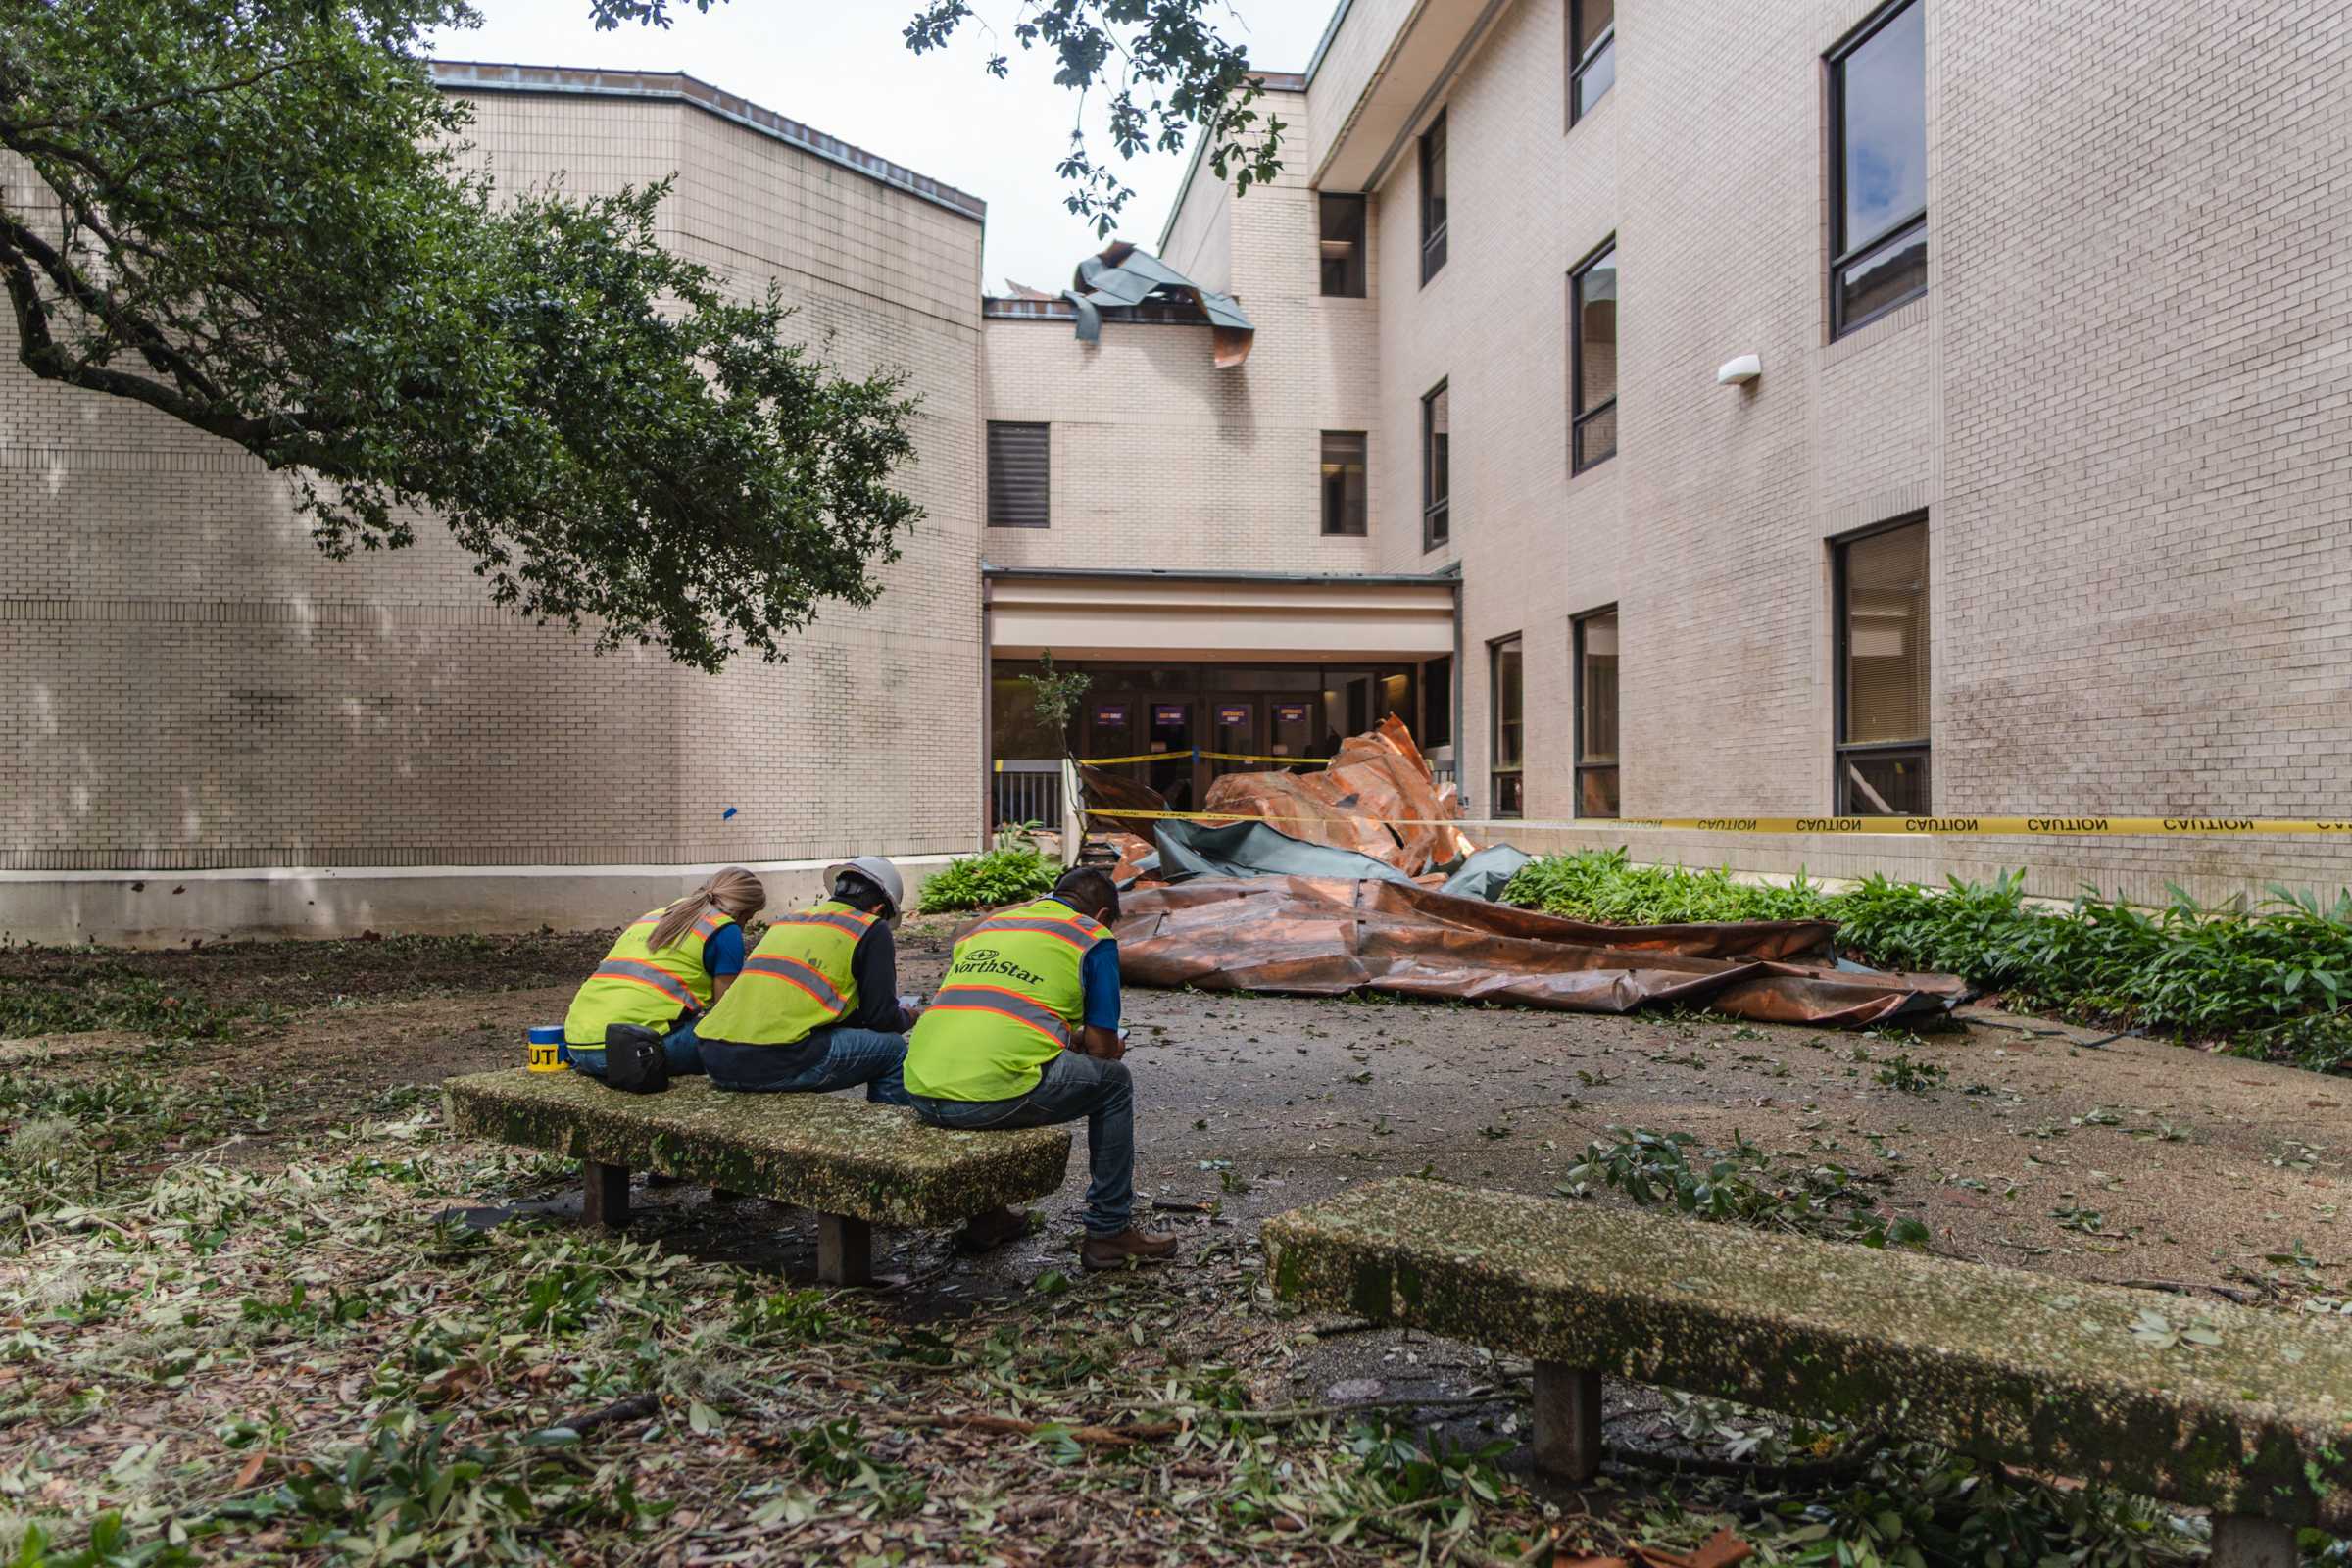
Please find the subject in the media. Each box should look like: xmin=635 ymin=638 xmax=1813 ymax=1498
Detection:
xmin=1115 ymin=875 xmax=1969 ymax=1027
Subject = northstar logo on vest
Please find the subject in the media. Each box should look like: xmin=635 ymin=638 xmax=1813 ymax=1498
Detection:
xmin=950 ymin=947 xmax=1047 ymax=988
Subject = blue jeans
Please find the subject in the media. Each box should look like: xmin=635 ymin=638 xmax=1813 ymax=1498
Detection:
xmin=567 ymin=1018 xmax=705 ymax=1079
xmin=911 ymin=1052 xmax=1135 ymax=1237
xmin=700 ymin=1027 xmax=911 ymax=1106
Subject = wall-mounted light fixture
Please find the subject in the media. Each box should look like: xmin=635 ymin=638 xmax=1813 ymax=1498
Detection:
xmin=1717 ymin=354 xmax=1762 ymax=386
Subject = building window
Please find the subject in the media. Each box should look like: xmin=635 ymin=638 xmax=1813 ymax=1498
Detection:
xmin=986 ymin=420 xmax=1050 ymax=528
xmin=1421 ymin=381 xmax=1450 ymax=550
xmin=1835 ymin=517 xmax=1930 ymax=814
xmin=1570 ymin=0 xmax=1615 ymax=122
xmin=1571 ymin=240 xmax=1618 ymax=472
xmin=1419 ymin=111 xmax=1448 ymax=284
xmin=1573 ymin=608 xmax=1619 ymax=818
xmin=1319 ymin=432 xmax=1368 ymax=536
xmin=1320 ymin=193 xmax=1368 ymax=297
xmin=1829 ymin=0 xmax=1927 ymax=338
xmin=1491 ymin=636 xmax=1524 ymax=818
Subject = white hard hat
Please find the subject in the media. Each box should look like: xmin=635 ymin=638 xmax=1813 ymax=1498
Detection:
xmin=825 ymin=857 xmax=906 ymax=922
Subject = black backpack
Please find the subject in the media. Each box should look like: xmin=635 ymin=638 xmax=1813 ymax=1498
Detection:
xmin=601 ymin=1024 xmax=670 ymax=1094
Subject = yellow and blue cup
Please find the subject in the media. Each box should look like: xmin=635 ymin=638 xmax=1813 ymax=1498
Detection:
xmin=526 ymin=1024 xmax=568 ymax=1072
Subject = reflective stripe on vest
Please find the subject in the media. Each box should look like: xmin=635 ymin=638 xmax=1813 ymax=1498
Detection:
xmin=589 ymin=957 xmax=700 ymax=1009
xmin=771 ymin=909 xmax=876 ymax=940
xmin=926 ymin=983 xmax=1072 ymax=1047
xmin=739 ymin=954 xmax=847 ymax=1013
xmin=564 ymin=905 xmax=733 ymax=1046
xmin=962 ymin=913 xmax=1109 ymax=950
xmin=695 ymin=899 xmax=875 ymax=1048
xmin=903 ymin=898 xmax=1106 ymax=1102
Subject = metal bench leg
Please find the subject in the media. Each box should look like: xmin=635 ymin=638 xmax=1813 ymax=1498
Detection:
xmin=1531 ymin=1361 xmax=1603 ymax=1481
xmin=2209 ymin=1517 xmax=2295 ymax=1568
xmin=816 ymin=1214 xmax=872 ymax=1286
xmin=582 ymin=1160 xmax=630 ymax=1229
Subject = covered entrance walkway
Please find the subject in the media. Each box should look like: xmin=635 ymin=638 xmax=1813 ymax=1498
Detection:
xmin=984 ymin=567 xmax=1459 ymax=827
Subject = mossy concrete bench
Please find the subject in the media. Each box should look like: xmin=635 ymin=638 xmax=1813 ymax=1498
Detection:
xmin=444 ymin=1070 xmax=1069 ymax=1285
xmin=1265 ymin=1178 xmax=2352 ymax=1564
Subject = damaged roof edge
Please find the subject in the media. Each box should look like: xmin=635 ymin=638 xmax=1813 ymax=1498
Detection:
xmin=983 ymin=564 xmax=1461 ymax=588
xmin=430 ymin=61 xmax=988 ymax=222
xmin=982 ymin=298 xmax=1212 ymax=324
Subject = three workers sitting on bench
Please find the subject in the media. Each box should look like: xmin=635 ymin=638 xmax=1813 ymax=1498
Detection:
xmin=560 ymin=859 xmax=1176 ymax=1269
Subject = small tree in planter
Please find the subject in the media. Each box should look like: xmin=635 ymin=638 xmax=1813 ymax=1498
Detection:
xmin=1016 ymin=651 xmax=1094 ymax=866
xmin=1017 ymin=651 xmax=1093 ymax=759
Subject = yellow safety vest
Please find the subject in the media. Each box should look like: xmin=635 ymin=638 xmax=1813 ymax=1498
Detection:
xmin=904 ymin=899 xmax=1109 ymax=1102
xmin=695 ymin=900 xmax=876 ymax=1048
xmin=564 ymin=906 xmax=735 ymax=1047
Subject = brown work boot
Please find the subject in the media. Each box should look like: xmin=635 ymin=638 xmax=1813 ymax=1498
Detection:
xmin=953 ymin=1205 xmax=1031 ymax=1254
xmin=1081 ymin=1227 xmax=1180 ymax=1271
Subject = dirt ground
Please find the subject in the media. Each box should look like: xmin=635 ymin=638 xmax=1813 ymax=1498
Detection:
xmin=33 ymin=916 xmax=2337 ymax=1296
xmin=5 ymin=918 xmax=2346 ymax=1564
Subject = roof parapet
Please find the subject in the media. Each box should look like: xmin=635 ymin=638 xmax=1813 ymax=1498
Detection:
xmin=430 ymin=61 xmax=987 ymax=221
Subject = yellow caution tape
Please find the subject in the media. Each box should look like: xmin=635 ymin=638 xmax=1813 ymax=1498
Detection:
xmin=1200 ymin=750 xmax=1329 ymax=764
xmin=1082 ymin=808 xmax=2352 ymax=836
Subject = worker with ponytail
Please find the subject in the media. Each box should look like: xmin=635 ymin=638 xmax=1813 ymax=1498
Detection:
xmin=563 ymin=867 xmax=767 ymax=1079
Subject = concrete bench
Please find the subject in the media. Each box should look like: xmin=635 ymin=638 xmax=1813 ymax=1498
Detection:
xmin=443 ymin=1070 xmax=1069 ymax=1285
xmin=1264 ymin=1178 xmax=2351 ymax=1565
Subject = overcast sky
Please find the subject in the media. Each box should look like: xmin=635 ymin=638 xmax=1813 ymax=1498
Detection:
xmin=431 ymin=1 xmax=1337 ymax=293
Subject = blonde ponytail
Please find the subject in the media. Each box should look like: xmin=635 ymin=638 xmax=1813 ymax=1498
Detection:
xmin=647 ymin=866 xmax=766 ymax=954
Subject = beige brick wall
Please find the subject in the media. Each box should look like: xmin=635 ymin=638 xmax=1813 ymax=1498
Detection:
xmin=0 ymin=80 xmax=988 ymax=940
xmin=980 ymin=88 xmax=1387 ymax=576
xmin=14 ymin=5 xmax=2352 ymax=938
xmin=1345 ymin=0 xmax=2352 ymax=902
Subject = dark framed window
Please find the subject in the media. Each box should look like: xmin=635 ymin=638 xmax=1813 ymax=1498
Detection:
xmin=1573 ymin=608 xmax=1619 ymax=818
xmin=1828 ymin=0 xmax=1927 ymax=338
xmin=1834 ymin=516 xmax=1930 ymax=814
xmin=986 ymin=420 xmax=1050 ymax=528
xmin=1419 ymin=111 xmax=1448 ymax=284
xmin=1320 ymin=432 xmax=1368 ymax=536
xmin=1570 ymin=0 xmax=1615 ymax=123
xmin=1421 ymin=381 xmax=1450 ymax=550
xmin=1491 ymin=635 xmax=1524 ymax=818
xmin=1421 ymin=653 xmax=1453 ymax=750
xmin=1320 ymin=193 xmax=1368 ymax=298
xmin=1571 ymin=240 xmax=1618 ymax=472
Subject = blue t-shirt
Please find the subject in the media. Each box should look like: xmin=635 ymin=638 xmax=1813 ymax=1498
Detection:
xmin=703 ymin=922 xmax=746 ymax=981
xmin=1045 ymin=895 xmax=1122 ymax=1030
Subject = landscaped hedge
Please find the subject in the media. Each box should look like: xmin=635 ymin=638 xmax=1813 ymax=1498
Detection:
xmin=913 ymin=844 xmax=1057 ymax=915
xmin=1500 ymin=848 xmax=2352 ymax=1075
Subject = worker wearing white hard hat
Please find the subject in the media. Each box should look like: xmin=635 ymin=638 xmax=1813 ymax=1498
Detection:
xmin=695 ymin=857 xmax=920 ymax=1100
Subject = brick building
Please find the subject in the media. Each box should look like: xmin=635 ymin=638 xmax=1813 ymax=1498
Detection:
xmin=983 ymin=0 xmax=2352 ymax=910
xmin=2 ymin=67 xmax=989 ymax=943
xmin=6 ymin=1 xmax=2350 ymax=943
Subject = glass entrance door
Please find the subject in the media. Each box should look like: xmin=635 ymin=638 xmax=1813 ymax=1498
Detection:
xmin=1209 ymin=698 xmax=1258 ymax=765
xmin=1146 ymin=700 xmax=1196 ymax=810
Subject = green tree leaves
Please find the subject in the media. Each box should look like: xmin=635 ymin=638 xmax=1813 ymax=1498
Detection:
xmin=0 ymin=1 xmax=920 ymax=671
xmin=902 ymin=2 xmax=1285 ymax=235
xmin=585 ymin=1 xmax=1288 ymax=238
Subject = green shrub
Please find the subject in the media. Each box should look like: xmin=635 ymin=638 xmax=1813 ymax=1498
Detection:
xmin=1502 ymin=849 xmax=2352 ymax=1071
xmin=914 ymin=845 xmax=1056 ymax=915
xmin=1501 ymin=848 xmax=1837 ymax=925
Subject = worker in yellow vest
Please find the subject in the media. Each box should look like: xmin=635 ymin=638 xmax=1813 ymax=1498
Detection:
xmin=563 ymin=867 xmax=766 ymax=1079
xmin=695 ymin=857 xmax=917 ymax=1102
xmin=904 ymin=866 xmax=1178 ymax=1271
